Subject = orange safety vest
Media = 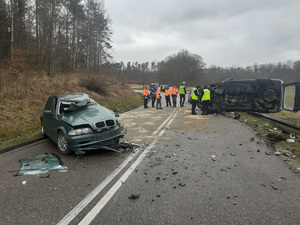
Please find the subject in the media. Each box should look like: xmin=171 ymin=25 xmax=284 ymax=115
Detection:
xmin=172 ymin=87 xmax=178 ymax=95
xmin=165 ymin=89 xmax=171 ymax=96
xmin=143 ymin=89 xmax=149 ymax=96
xmin=156 ymin=89 xmax=161 ymax=99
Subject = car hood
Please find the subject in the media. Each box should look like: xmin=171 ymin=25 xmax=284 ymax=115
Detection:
xmin=59 ymin=104 xmax=116 ymax=129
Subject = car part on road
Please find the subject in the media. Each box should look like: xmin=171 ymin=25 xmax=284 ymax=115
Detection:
xmin=13 ymin=153 xmax=67 ymax=176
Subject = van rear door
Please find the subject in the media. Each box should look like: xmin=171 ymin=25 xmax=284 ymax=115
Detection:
xmin=283 ymin=83 xmax=300 ymax=112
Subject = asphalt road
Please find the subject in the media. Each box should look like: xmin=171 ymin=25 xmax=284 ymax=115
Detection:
xmin=0 ymin=96 xmax=299 ymax=225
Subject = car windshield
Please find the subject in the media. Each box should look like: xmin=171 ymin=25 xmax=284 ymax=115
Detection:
xmin=60 ymin=98 xmax=95 ymax=112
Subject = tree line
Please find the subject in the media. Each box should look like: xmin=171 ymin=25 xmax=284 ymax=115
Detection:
xmin=109 ymin=50 xmax=300 ymax=87
xmin=0 ymin=0 xmax=112 ymax=75
xmin=0 ymin=0 xmax=299 ymax=85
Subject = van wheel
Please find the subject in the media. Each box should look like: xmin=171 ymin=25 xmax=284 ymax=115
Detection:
xmin=57 ymin=131 xmax=71 ymax=155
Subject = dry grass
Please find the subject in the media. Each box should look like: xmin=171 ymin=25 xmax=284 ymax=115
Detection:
xmin=0 ymin=71 xmax=142 ymax=149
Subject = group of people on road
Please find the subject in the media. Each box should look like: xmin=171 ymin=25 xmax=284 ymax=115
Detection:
xmin=144 ymin=84 xmax=179 ymax=109
xmin=190 ymin=85 xmax=210 ymax=115
xmin=143 ymin=82 xmax=210 ymax=115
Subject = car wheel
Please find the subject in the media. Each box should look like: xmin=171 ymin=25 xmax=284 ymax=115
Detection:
xmin=41 ymin=126 xmax=48 ymax=138
xmin=57 ymin=131 xmax=71 ymax=155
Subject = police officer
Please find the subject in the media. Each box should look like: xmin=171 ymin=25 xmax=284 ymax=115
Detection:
xmin=179 ymin=82 xmax=187 ymax=107
xmin=201 ymin=85 xmax=211 ymax=115
xmin=191 ymin=86 xmax=201 ymax=115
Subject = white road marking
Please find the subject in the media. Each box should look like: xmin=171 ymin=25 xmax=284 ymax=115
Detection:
xmin=57 ymin=108 xmax=178 ymax=225
xmin=78 ymin=140 xmax=158 ymax=225
xmin=56 ymin=149 xmax=140 ymax=225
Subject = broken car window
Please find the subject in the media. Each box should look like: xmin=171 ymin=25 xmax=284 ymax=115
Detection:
xmin=60 ymin=98 xmax=95 ymax=113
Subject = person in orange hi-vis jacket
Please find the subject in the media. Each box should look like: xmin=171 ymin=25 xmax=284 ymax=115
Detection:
xmin=156 ymin=88 xmax=163 ymax=109
xmin=143 ymin=86 xmax=150 ymax=108
xmin=164 ymin=85 xmax=172 ymax=107
xmin=171 ymin=85 xmax=178 ymax=107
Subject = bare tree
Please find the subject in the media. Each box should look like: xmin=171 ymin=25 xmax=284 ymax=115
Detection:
xmin=48 ymin=0 xmax=56 ymax=76
xmin=10 ymin=0 xmax=14 ymax=59
xmin=157 ymin=49 xmax=206 ymax=85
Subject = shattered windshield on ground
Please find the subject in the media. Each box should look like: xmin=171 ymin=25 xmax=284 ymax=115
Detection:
xmin=16 ymin=153 xmax=67 ymax=176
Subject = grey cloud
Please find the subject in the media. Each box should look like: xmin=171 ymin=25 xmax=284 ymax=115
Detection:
xmin=106 ymin=0 xmax=300 ymax=67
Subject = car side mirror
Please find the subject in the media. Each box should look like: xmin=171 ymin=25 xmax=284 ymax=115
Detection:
xmin=283 ymin=83 xmax=300 ymax=112
xmin=114 ymin=108 xmax=120 ymax=117
xmin=43 ymin=110 xmax=52 ymax=116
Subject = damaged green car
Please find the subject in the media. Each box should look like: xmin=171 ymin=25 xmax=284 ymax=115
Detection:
xmin=40 ymin=93 xmax=126 ymax=154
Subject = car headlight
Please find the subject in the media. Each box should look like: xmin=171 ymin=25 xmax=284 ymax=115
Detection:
xmin=68 ymin=127 xmax=93 ymax=136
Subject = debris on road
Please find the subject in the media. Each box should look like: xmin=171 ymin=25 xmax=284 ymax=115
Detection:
xmin=98 ymin=141 xmax=142 ymax=153
xmin=13 ymin=153 xmax=67 ymax=176
xmin=282 ymin=150 xmax=293 ymax=157
xmin=128 ymin=194 xmax=140 ymax=199
xmin=286 ymin=139 xmax=295 ymax=143
xmin=270 ymin=185 xmax=278 ymax=190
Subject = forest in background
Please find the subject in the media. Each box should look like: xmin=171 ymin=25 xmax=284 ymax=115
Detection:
xmin=0 ymin=0 xmax=299 ymax=89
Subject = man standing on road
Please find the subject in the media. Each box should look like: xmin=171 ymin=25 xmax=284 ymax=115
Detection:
xmin=143 ymin=86 xmax=150 ymax=108
xmin=171 ymin=85 xmax=178 ymax=107
xmin=201 ymin=85 xmax=211 ymax=115
xmin=179 ymin=82 xmax=187 ymax=107
xmin=191 ymin=86 xmax=201 ymax=115
xmin=165 ymin=86 xmax=171 ymax=107
xmin=156 ymin=88 xmax=163 ymax=109
xmin=150 ymin=86 xmax=157 ymax=107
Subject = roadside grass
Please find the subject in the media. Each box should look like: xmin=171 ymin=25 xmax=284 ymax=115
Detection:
xmin=239 ymin=112 xmax=300 ymax=158
xmin=0 ymin=72 xmax=143 ymax=150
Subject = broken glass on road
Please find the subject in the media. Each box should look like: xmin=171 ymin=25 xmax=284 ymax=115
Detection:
xmin=17 ymin=153 xmax=67 ymax=176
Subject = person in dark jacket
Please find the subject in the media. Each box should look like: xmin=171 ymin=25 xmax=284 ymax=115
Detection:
xmin=150 ymin=86 xmax=157 ymax=107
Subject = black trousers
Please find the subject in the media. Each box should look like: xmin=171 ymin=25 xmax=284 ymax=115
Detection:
xmin=172 ymin=95 xmax=177 ymax=106
xmin=151 ymin=96 xmax=156 ymax=107
xmin=191 ymin=99 xmax=197 ymax=114
xmin=202 ymin=100 xmax=209 ymax=115
xmin=180 ymin=94 xmax=185 ymax=107
xmin=144 ymin=98 xmax=148 ymax=108
xmin=165 ymin=95 xmax=171 ymax=106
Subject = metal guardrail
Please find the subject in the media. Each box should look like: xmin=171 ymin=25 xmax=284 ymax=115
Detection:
xmin=250 ymin=112 xmax=300 ymax=133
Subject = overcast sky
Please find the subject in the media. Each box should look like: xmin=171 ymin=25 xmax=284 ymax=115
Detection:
xmin=105 ymin=0 xmax=300 ymax=68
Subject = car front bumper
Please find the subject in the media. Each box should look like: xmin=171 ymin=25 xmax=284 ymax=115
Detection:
xmin=67 ymin=125 xmax=126 ymax=151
